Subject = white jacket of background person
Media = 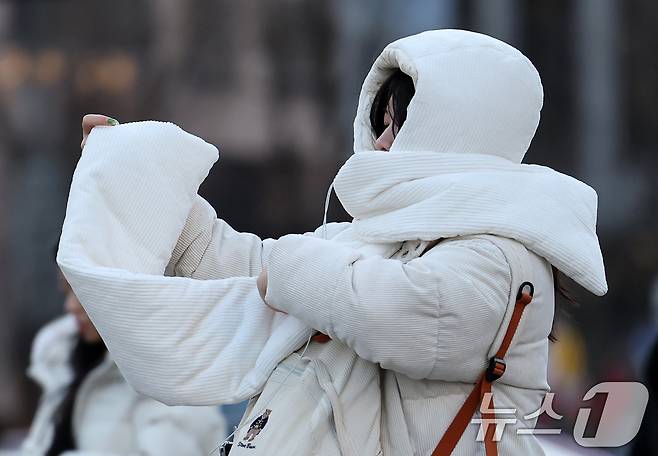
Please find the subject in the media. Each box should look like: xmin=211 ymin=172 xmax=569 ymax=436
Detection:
xmin=20 ymin=315 xmax=226 ymax=456
xmin=57 ymin=30 xmax=607 ymax=455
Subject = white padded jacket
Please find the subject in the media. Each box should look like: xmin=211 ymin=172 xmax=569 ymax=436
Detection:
xmin=57 ymin=29 xmax=607 ymax=455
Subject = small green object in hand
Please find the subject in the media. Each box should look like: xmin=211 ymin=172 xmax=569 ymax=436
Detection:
xmin=107 ymin=117 xmax=119 ymax=126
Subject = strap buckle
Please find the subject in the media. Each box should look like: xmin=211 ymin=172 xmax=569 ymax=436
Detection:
xmin=516 ymin=281 xmax=534 ymax=302
xmin=485 ymin=357 xmax=506 ymax=382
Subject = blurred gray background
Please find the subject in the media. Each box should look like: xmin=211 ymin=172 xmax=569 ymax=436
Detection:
xmin=0 ymin=0 xmax=656 ymax=453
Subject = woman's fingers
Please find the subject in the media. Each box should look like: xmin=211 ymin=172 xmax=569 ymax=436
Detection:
xmin=81 ymin=114 xmax=119 ymax=149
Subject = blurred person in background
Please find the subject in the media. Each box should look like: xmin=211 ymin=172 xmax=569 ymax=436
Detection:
xmin=20 ymin=244 xmax=226 ymax=456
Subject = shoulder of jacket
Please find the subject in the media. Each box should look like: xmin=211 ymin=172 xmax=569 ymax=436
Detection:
xmin=420 ymin=234 xmax=540 ymax=296
xmin=423 ymin=234 xmax=511 ymax=264
xmin=430 ymin=234 xmax=530 ymax=270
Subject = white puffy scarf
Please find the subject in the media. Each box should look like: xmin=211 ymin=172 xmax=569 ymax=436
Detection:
xmin=333 ymin=150 xmax=607 ymax=296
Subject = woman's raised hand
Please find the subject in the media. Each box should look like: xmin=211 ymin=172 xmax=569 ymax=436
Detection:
xmin=81 ymin=114 xmax=119 ymax=149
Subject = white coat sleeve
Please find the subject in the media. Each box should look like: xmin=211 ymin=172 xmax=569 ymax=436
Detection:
xmin=165 ymin=195 xmax=267 ymax=280
xmin=264 ymin=234 xmax=512 ymax=381
xmin=164 ymin=196 xmax=351 ymax=281
xmin=57 ymin=122 xmax=312 ymax=407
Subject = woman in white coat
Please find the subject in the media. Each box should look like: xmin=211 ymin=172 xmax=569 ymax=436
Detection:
xmin=59 ymin=29 xmax=607 ymax=455
xmin=20 ymin=267 xmax=226 ymax=455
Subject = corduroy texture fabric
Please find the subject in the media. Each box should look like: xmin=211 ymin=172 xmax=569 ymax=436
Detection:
xmin=327 ymin=28 xmax=606 ymax=295
xmin=56 ymin=121 xmax=550 ymax=452
xmin=56 ymin=29 xmax=607 ymax=455
xmin=262 ymin=231 xmax=552 ymax=455
xmin=57 ymin=122 xmax=314 ymax=405
xmin=332 ymin=150 xmax=607 ymax=295
xmin=353 ymin=29 xmax=543 ymax=163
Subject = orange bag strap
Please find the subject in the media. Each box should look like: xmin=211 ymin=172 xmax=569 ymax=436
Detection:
xmin=432 ymin=281 xmax=534 ymax=456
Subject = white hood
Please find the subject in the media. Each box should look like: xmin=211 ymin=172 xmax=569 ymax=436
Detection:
xmin=331 ymin=29 xmax=607 ymax=296
xmin=353 ymin=29 xmax=543 ymax=162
